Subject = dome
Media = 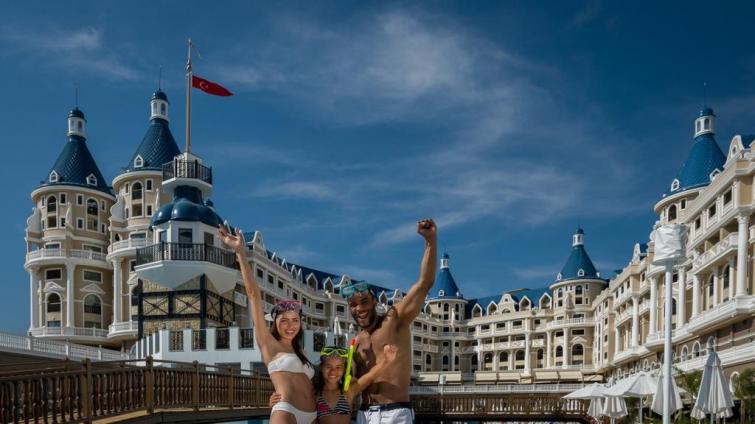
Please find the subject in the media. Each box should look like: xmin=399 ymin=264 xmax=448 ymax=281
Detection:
xmin=699 ymin=106 xmax=714 ymax=117
xmin=151 ymin=90 xmax=168 ymax=101
xmin=68 ymin=107 xmax=85 ymax=119
xmin=151 ymin=186 xmax=223 ymax=228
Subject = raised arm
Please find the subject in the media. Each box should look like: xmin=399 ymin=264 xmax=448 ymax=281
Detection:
xmin=395 ymin=219 xmax=437 ymax=326
xmin=344 ymin=344 xmax=398 ymax=402
xmin=218 ymin=226 xmax=274 ymax=355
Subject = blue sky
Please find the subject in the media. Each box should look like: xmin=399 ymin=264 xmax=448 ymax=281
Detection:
xmin=2 ymin=1 xmax=755 ymax=335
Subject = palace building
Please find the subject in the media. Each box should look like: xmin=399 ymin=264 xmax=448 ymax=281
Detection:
xmin=24 ymin=91 xmax=755 ymax=385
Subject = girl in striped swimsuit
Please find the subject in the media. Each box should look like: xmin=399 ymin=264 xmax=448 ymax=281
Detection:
xmin=314 ymin=344 xmax=397 ymax=424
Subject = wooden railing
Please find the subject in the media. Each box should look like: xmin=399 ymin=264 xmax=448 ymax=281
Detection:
xmin=413 ymin=393 xmax=589 ymax=422
xmin=0 ymin=357 xmax=273 ymax=424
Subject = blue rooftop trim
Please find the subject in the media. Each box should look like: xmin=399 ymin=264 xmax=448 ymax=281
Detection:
xmin=559 ymin=245 xmax=600 ymax=282
xmin=664 ymin=133 xmax=725 ymax=197
xmin=41 ymin=137 xmax=112 ymax=195
xmin=151 ymin=186 xmax=223 ymax=227
xmin=123 ymin=118 xmax=180 ymax=173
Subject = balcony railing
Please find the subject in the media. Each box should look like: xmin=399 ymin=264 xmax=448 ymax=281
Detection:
xmin=108 ymin=321 xmax=138 ymax=335
xmin=545 ymin=318 xmax=593 ymax=329
xmin=108 ymin=238 xmax=149 ymax=254
xmin=26 ymin=248 xmax=108 ymax=263
xmin=136 ymin=242 xmax=238 ymax=269
xmin=692 ymin=232 xmax=737 ymax=272
xmin=162 ymin=159 xmax=213 ymax=185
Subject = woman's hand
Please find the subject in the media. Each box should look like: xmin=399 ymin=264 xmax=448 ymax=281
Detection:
xmin=218 ymin=225 xmax=246 ymax=254
xmin=268 ymin=391 xmax=282 ymax=408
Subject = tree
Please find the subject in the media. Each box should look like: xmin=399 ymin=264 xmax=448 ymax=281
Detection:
xmin=732 ymin=368 xmax=755 ymax=423
xmin=674 ymin=367 xmax=702 ymax=423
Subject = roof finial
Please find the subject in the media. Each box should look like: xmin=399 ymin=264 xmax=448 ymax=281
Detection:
xmin=703 ymin=81 xmax=707 ymax=108
xmin=158 ymin=66 xmax=163 ymax=90
xmin=74 ymin=83 xmax=79 ymax=108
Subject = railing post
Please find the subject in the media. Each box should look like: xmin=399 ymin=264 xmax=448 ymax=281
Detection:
xmin=81 ymin=358 xmax=92 ymax=423
xmin=145 ymin=356 xmax=154 ymax=414
xmin=227 ymin=367 xmax=234 ymax=409
xmin=192 ymin=360 xmax=200 ymax=411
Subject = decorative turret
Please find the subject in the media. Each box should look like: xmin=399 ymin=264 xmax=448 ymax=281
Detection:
xmin=123 ymin=91 xmax=181 ymax=173
xmin=67 ymin=107 xmax=86 ymax=139
xmin=150 ymin=90 xmax=169 ymax=122
xmin=428 ymin=253 xmax=463 ymax=299
xmin=42 ymin=107 xmax=111 ymax=195
xmin=556 ymin=228 xmax=601 ymax=282
xmin=664 ymin=106 xmax=725 ymax=197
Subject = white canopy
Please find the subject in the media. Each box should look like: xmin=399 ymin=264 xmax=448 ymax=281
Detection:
xmin=563 ymin=383 xmax=606 ymax=399
xmin=651 ymin=372 xmax=683 ymax=415
xmin=692 ymin=352 xmax=735 ymax=420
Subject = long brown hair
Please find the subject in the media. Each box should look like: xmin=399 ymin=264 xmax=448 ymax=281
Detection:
xmin=269 ymin=311 xmax=311 ymax=368
xmin=313 ymin=354 xmax=346 ymax=395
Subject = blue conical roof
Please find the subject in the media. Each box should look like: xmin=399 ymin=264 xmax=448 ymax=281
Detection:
xmin=428 ymin=253 xmax=463 ymax=300
xmin=558 ymin=230 xmax=600 ymax=281
xmin=664 ymin=110 xmax=725 ymax=197
xmin=123 ymin=93 xmax=180 ymax=173
xmin=42 ymin=136 xmax=112 ymax=195
xmin=151 ymin=186 xmax=224 ymax=228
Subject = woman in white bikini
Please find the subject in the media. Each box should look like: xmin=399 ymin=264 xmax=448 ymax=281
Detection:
xmin=219 ymin=226 xmax=317 ymax=424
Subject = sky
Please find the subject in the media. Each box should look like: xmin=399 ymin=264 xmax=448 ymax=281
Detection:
xmin=2 ymin=1 xmax=755 ymax=335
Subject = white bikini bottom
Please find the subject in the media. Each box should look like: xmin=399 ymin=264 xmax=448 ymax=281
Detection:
xmin=271 ymin=401 xmax=317 ymax=424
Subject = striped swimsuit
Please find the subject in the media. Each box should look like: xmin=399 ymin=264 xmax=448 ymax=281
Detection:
xmin=316 ymin=393 xmax=350 ymax=418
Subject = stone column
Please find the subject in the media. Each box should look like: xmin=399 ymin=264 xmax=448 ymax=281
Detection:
xmin=713 ymin=267 xmax=719 ymax=306
xmin=678 ymin=267 xmax=687 ymax=326
xmin=631 ymin=296 xmax=639 ymax=347
xmin=728 ymin=259 xmax=735 ymax=300
xmin=493 ymin=349 xmax=499 ymax=370
xmin=29 ymin=270 xmax=39 ymax=329
xmin=524 ymin=333 xmax=531 ymax=372
xmin=562 ymin=328 xmax=570 ymax=368
xmin=737 ymin=215 xmax=749 ymax=297
xmin=38 ymin=278 xmax=44 ymax=326
xmin=545 ymin=331 xmax=552 ymax=368
xmin=66 ymin=265 xmax=75 ymax=328
xmin=113 ymin=260 xmax=122 ymax=324
xmin=614 ymin=325 xmax=621 ymax=354
xmin=692 ymin=274 xmax=701 ymax=317
xmin=649 ymin=277 xmax=658 ymax=335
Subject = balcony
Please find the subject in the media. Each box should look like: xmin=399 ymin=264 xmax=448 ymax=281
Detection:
xmin=545 ymin=317 xmax=593 ymax=329
xmin=612 ymin=345 xmax=648 ymax=364
xmin=26 ymin=248 xmax=109 ymax=267
xmin=108 ymin=320 xmax=138 ymax=339
xmin=135 ymin=242 xmax=239 ymax=292
xmin=30 ymin=326 xmax=109 ymax=341
xmin=692 ymin=232 xmax=737 ymax=273
xmin=108 ymin=238 xmax=149 ymax=256
xmin=687 ymin=296 xmax=754 ymax=333
xmin=161 ymin=157 xmax=213 ymax=198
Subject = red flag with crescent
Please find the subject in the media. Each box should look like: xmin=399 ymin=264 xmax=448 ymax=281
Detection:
xmin=192 ymin=75 xmax=233 ymax=96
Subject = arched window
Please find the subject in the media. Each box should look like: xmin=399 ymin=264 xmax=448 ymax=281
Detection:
xmin=160 ymin=104 xmax=167 ymax=115
xmin=132 ymin=182 xmax=143 ymax=200
xmin=668 ymin=204 xmax=677 ymax=221
xmin=681 ymin=346 xmax=689 ymax=361
xmin=86 ymin=199 xmax=98 ymax=231
xmin=442 ymin=355 xmax=449 ymax=365
xmin=86 ymin=174 xmax=97 ymax=186
xmin=47 ymin=293 xmax=61 ymax=313
xmin=472 ymin=304 xmax=482 ymax=318
xmin=696 ymin=121 xmax=701 ymax=133
xmin=425 ymin=354 xmax=432 ymax=365
xmin=704 ymin=118 xmax=710 ymax=130
xmin=575 ymin=285 xmax=583 ymax=295
xmin=484 ymin=353 xmax=492 ymax=364
xmin=47 ymin=196 xmax=57 ymax=212
xmin=324 ymin=281 xmax=333 ymax=292
xmin=577 ymin=269 xmax=585 ymax=277
xmin=84 ymin=295 xmax=102 ymax=314
xmin=556 ymin=346 xmax=563 ymax=357
xmin=454 ymin=355 xmax=459 ymax=365
xmin=692 ymin=342 xmax=701 ymax=357
xmin=438 ymin=290 xmax=445 ymax=297
xmin=520 ymin=298 xmax=530 ymax=310
xmin=537 ymin=349 xmax=544 ymax=360
xmin=487 ymin=303 xmax=497 ymax=315
xmin=572 ymin=344 xmax=584 ymax=356
xmin=134 ymin=156 xmax=144 ymax=168
xmin=515 ymin=350 xmax=525 ymax=361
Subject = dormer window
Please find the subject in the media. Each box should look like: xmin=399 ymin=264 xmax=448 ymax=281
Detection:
xmin=438 ymin=290 xmax=445 ymax=297
xmin=134 ymin=155 xmax=144 ymax=168
xmin=556 ymin=273 xmax=562 ymax=281
xmin=86 ymin=174 xmax=97 ymax=186
xmin=670 ymin=179 xmax=680 ymax=191
xmin=577 ymin=269 xmax=585 ymax=277
xmin=49 ymin=170 xmax=59 ymax=183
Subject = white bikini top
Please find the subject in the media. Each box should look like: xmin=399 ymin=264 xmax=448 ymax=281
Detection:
xmin=267 ymin=352 xmax=314 ymax=379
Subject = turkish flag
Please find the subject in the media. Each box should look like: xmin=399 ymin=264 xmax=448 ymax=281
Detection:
xmin=192 ymin=75 xmax=233 ymax=96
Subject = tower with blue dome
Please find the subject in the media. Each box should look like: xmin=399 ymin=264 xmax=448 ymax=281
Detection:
xmin=25 ymin=106 xmax=116 ymax=344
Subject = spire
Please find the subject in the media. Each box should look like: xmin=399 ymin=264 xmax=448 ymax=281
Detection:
xmin=67 ymin=107 xmax=86 ymax=139
xmin=557 ymin=228 xmax=600 ymax=282
xmin=694 ymin=105 xmax=715 ymax=138
xmin=123 ymin=91 xmax=180 ymax=173
xmin=572 ymin=227 xmax=584 ymax=247
xmin=429 ymin=252 xmax=462 ymax=299
xmin=150 ymin=90 xmax=169 ymax=122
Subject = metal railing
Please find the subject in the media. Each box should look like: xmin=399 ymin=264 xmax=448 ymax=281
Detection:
xmin=162 ymin=159 xmax=213 ymax=184
xmin=136 ymin=242 xmax=238 ymax=269
xmin=0 ymin=330 xmax=126 ymax=361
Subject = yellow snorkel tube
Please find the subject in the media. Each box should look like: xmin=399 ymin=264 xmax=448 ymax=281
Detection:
xmin=343 ymin=338 xmax=357 ymax=392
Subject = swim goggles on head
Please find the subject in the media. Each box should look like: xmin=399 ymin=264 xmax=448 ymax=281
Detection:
xmin=340 ymin=281 xmax=373 ymax=298
xmin=320 ymin=346 xmax=348 ymax=358
xmin=270 ymin=300 xmax=303 ymax=319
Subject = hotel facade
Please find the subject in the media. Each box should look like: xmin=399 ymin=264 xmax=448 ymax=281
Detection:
xmin=24 ymin=91 xmax=755 ymax=386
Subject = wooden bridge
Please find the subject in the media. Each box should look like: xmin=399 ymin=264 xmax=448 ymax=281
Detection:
xmin=0 ymin=357 xmax=590 ymax=423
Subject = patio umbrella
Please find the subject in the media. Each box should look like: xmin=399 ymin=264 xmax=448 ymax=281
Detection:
xmin=564 ymin=383 xmax=607 ymax=399
xmin=587 ymin=397 xmax=604 ymax=420
xmin=601 ymin=394 xmax=628 ymax=424
xmin=333 ymin=315 xmax=342 ymax=336
xmin=692 ymin=351 xmax=734 ymax=422
xmin=605 ymin=372 xmax=657 ymax=424
xmin=651 ymin=372 xmax=683 ymax=416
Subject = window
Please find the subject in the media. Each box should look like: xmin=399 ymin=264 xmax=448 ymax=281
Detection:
xmin=695 ymin=217 xmax=701 ymax=230
xmin=47 ymin=293 xmax=61 ymax=313
xmin=132 ymin=204 xmax=142 ymax=216
xmin=59 ymin=193 xmax=66 ymax=204
xmin=668 ymin=204 xmax=677 ymax=221
xmin=134 ymin=155 xmax=144 ymax=168
xmin=146 ymin=205 xmax=153 ymax=216
xmin=84 ymin=295 xmax=102 ymax=314
xmin=709 ymin=204 xmax=716 ymax=218
xmin=86 ymin=174 xmax=97 ymax=186
xmin=671 ymin=179 xmax=680 ymax=191
xmin=77 ymin=195 xmax=83 ymax=205
xmin=438 ymin=290 xmax=445 ymax=297
xmin=160 ymin=104 xmax=166 ymax=115
xmin=100 ymin=200 xmax=105 ymax=211
xmin=178 ymin=228 xmax=192 ymax=244
xmin=45 ymin=269 xmax=62 ymax=280
xmin=77 ymin=218 xmax=83 ymax=229
xmin=704 ymin=118 xmax=710 ymax=130
xmin=146 ymin=179 xmax=153 ymax=191
xmin=681 ymin=199 xmax=687 ymax=209
xmin=125 ymin=183 xmax=129 ymax=194
xmin=83 ymin=270 xmax=102 ymax=283
xmin=47 ymin=196 xmax=57 ymax=212
xmin=86 ymin=199 xmax=98 ymax=231
xmin=49 ymin=170 xmax=59 ymax=183
xmin=132 ymin=182 xmax=143 ymax=200
xmin=59 ymin=218 xmax=66 ymax=228
xmin=723 ymin=189 xmax=732 ymax=205
xmin=577 ymin=269 xmax=585 ymax=277
xmin=257 ymin=268 xmax=264 ymax=279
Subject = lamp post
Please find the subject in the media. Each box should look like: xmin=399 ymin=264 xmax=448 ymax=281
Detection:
xmin=651 ymin=224 xmax=688 ymax=424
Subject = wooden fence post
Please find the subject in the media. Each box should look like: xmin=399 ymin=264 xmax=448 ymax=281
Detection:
xmin=227 ymin=367 xmax=234 ymax=409
xmin=81 ymin=358 xmax=92 ymax=423
xmin=145 ymin=356 xmax=154 ymax=414
xmin=192 ymin=360 xmax=199 ymax=411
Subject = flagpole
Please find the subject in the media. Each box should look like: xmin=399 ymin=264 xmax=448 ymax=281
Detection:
xmin=185 ymin=38 xmax=193 ymax=154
